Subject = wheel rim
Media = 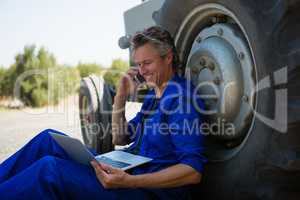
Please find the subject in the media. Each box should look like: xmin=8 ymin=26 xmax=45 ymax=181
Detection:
xmin=187 ymin=23 xmax=255 ymax=139
xmin=175 ymin=4 xmax=258 ymax=161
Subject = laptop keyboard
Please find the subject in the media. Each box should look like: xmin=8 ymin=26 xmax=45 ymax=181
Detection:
xmin=96 ymin=156 xmax=131 ymax=169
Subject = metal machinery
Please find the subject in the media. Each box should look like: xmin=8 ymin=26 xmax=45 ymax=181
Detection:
xmin=80 ymin=0 xmax=300 ymax=199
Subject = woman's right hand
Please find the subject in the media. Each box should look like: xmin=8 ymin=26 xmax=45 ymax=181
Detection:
xmin=115 ymin=67 xmax=139 ymax=99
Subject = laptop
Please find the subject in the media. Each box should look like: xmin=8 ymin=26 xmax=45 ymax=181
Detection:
xmin=49 ymin=132 xmax=152 ymax=171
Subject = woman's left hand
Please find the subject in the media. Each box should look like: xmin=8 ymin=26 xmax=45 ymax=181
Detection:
xmin=90 ymin=160 xmax=133 ymax=189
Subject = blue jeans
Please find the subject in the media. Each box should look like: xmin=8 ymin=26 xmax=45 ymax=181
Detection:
xmin=0 ymin=129 xmax=188 ymax=200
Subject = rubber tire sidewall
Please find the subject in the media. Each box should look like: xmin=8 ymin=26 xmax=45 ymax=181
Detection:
xmin=158 ymin=0 xmax=283 ymax=199
xmin=79 ymin=78 xmax=102 ymax=153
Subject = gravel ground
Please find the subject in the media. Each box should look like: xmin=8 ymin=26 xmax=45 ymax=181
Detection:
xmin=0 ymin=95 xmax=141 ymax=163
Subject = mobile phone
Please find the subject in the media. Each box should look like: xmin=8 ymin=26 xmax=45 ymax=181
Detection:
xmin=133 ymin=72 xmax=146 ymax=84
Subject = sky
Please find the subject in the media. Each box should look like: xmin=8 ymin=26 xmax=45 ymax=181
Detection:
xmin=0 ymin=0 xmax=141 ymax=68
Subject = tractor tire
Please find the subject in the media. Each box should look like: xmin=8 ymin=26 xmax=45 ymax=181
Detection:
xmin=157 ymin=0 xmax=300 ymax=199
xmin=79 ymin=75 xmax=114 ymax=154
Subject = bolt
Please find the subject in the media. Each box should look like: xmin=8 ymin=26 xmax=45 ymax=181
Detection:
xmin=199 ymin=58 xmax=206 ymax=66
xmin=238 ymin=52 xmax=245 ymax=60
xmin=226 ymin=141 xmax=236 ymax=148
xmin=152 ymin=11 xmax=159 ymax=21
xmin=208 ymin=63 xmax=215 ymax=71
xmin=211 ymin=17 xmax=218 ymax=23
xmin=196 ymin=37 xmax=202 ymax=43
xmin=217 ymin=28 xmax=223 ymax=36
xmin=213 ymin=77 xmax=221 ymax=85
xmin=242 ymin=95 xmax=249 ymax=102
xmin=191 ymin=67 xmax=199 ymax=74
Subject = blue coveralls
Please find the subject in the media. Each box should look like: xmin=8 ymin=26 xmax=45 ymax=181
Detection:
xmin=0 ymin=75 xmax=206 ymax=200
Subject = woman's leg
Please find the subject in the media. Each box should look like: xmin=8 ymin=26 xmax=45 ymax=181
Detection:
xmin=0 ymin=156 xmax=151 ymax=200
xmin=0 ymin=129 xmax=71 ymax=183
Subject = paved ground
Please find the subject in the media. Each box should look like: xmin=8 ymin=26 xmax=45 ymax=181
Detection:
xmin=0 ymin=95 xmax=141 ymax=163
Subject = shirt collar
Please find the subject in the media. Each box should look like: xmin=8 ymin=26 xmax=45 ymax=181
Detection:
xmin=147 ymin=74 xmax=184 ymax=100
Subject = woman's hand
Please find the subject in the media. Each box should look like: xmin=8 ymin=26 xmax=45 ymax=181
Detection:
xmin=90 ymin=160 xmax=133 ymax=189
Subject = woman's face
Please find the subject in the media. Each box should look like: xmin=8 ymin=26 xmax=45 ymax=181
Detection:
xmin=132 ymin=43 xmax=173 ymax=87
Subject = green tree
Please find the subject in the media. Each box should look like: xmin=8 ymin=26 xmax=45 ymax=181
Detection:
xmin=13 ymin=45 xmax=50 ymax=106
xmin=103 ymin=58 xmax=129 ymax=86
xmin=0 ymin=64 xmax=17 ymax=97
xmin=0 ymin=67 xmax=7 ymax=96
xmin=49 ymin=65 xmax=81 ymax=105
xmin=1 ymin=45 xmax=110 ymax=108
xmin=76 ymin=62 xmax=103 ymax=78
xmin=0 ymin=66 xmax=5 ymax=76
xmin=7 ymin=45 xmax=67 ymax=107
xmin=37 ymin=47 xmax=56 ymax=69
